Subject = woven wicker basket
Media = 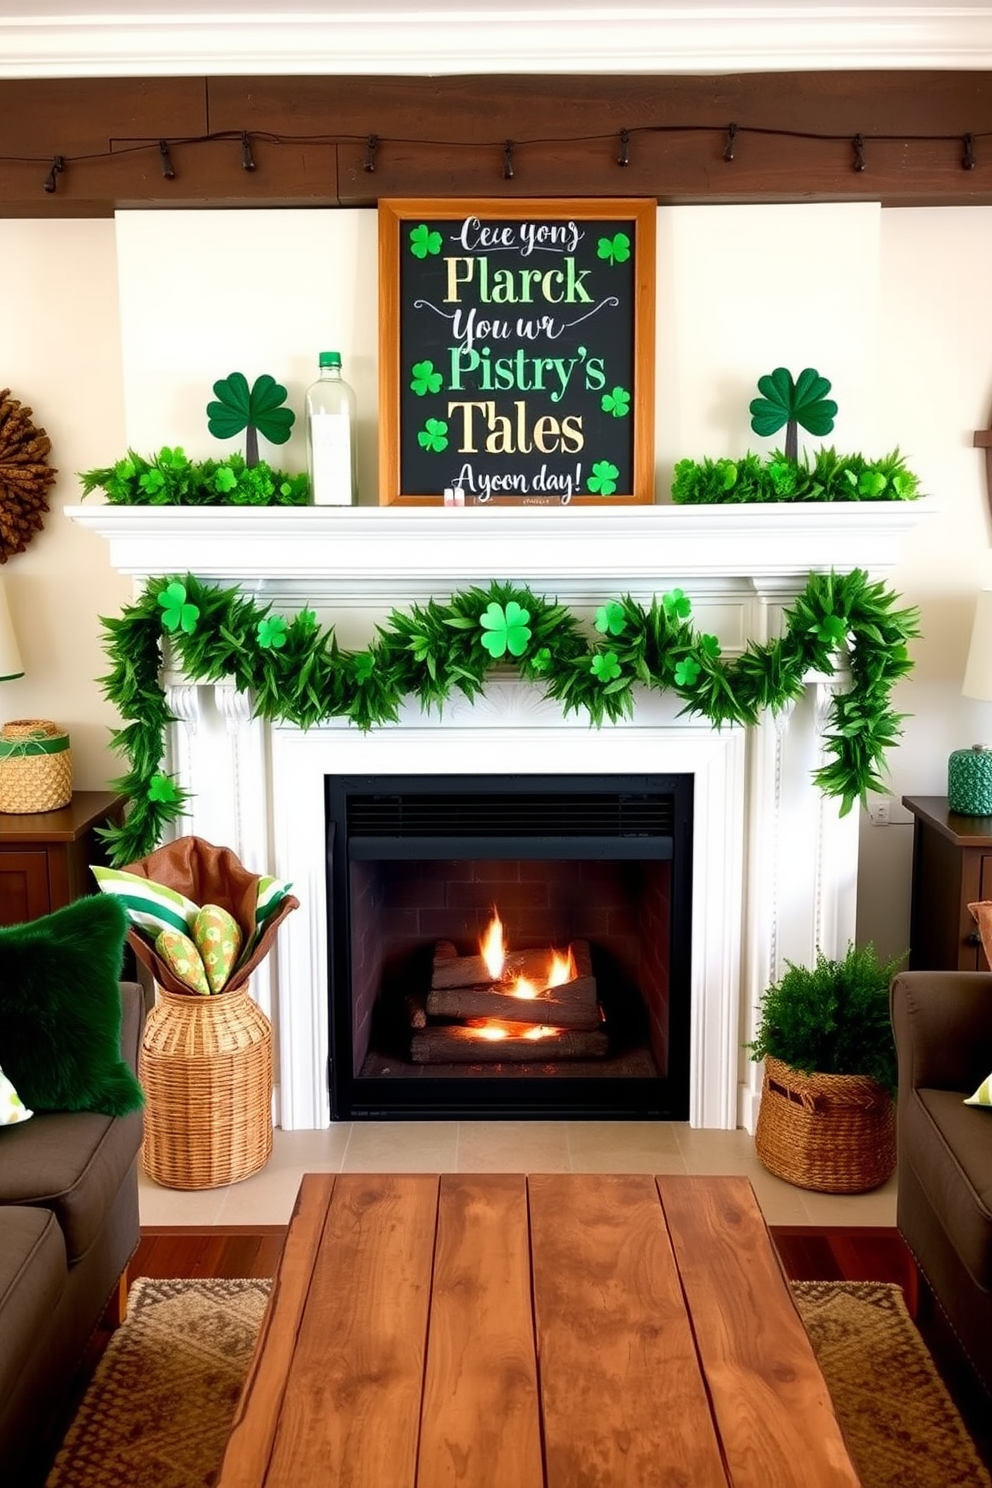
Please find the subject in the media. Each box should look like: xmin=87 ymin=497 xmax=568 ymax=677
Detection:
xmin=755 ymin=1054 xmax=896 ymax=1193
xmin=139 ymin=981 xmax=273 ymax=1190
xmin=0 ymin=718 xmax=72 ymax=813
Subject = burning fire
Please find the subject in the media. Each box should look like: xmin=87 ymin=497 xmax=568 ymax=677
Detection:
xmin=479 ymin=908 xmax=578 ymax=993
xmin=547 ymin=947 xmax=577 ymax=987
xmin=461 ymin=1020 xmax=558 ymax=1043
xmin=480 ymin=908 xmax=506 ymax=981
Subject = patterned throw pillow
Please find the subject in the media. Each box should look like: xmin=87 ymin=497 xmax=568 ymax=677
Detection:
xmin=0 ymin=1063 xmax=32 ymax=1124
xmin=964 ymin=1073 xmax=992 ymax=1107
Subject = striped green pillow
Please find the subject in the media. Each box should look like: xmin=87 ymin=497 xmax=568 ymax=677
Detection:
xmin=90 ymin=866 xmax=199 ymax=942
xmin=964 ymin=1073 xmax=992 ymax=1107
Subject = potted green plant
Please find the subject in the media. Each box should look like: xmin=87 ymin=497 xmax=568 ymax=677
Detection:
xmin=750 ymin=941 xmax=904 ymax=1193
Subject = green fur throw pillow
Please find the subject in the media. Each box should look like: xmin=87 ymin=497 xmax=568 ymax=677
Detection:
xmin=0 ymin=895 xmax=144 ymax=1117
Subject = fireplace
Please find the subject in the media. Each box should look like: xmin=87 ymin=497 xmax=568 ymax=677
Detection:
xmin=69 ymin=501 xmax=925 ymax=1131
xmin=326 ymin=773 xmax=692 ymax=1118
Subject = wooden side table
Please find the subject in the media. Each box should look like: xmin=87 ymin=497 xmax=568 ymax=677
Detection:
xmin=0 ymin=789 xmax=126 ymax=927
xmin=903 ymin=794 xmax=992 ymax=971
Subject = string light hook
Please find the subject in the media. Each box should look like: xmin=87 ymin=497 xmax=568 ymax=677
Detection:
xmin=963 ymin=133 xmax=977 ymax=170
xmin=618 ymin=129 xmax=630 ymax=167
xmin=364 ymin=134 xmax=378 ymax=173
xmin=503 ymin=140 xmax=515 ymax=180
xmin=43 ymin=155 xmax=65 ymax=194
xmin=724 ymin=122 xmax=738 ymax=163
xmin=241 ymin=132 xmax=256 ymax=172
xmin=159 ymin=140 xmax=175 ymax=180
xmin=852 ymin=133 xmax=866 ymax=172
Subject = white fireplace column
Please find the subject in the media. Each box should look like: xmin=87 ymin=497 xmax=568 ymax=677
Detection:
xmin=69 ymin=502 xmax=927 ymax=1131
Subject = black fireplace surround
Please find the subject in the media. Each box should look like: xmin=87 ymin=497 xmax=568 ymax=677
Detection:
xmin=325 ymin=773 xmax=693 ymax=1120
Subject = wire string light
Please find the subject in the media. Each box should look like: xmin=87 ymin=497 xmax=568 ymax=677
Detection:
xmin=4 ymin=121 xmax=990 ymax=193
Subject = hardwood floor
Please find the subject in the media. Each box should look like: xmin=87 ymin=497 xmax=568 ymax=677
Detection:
xmin=131 ymin=1222 xmax=918 ymax=1288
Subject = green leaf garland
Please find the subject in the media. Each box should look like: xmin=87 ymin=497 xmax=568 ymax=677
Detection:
xmin=96 ymin=570 xmax=919 ymax=867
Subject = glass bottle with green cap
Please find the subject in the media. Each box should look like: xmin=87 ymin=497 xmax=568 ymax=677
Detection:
xmin=305 ymin=350 xmax=358 ymax=505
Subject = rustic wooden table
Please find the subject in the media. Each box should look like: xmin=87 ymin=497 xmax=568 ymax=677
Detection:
xmin=218 ymin=1171 xmax=861 ymax=1488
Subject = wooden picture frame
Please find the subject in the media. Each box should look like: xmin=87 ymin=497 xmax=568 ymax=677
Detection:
xmin=378 ymin=198 xmax=656 ymax=506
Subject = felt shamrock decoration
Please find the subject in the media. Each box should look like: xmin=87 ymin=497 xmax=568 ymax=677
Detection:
xmin=749 ymin=367 xmax=838 ymax=462
xmin=207 ymin=373 xmax=295 ymax=468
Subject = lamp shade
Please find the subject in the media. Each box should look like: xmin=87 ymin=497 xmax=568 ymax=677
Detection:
xmin=963 ymin=588 xmax=992 ymax=703
xmin=0 ymin=579 xmax=24 ymax=682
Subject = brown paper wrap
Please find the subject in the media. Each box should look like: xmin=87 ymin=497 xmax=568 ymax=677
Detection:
xmin=122 ymin=835 xmax=299 ymax=997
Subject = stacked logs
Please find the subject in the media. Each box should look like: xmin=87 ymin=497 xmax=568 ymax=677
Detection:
xmin=410 ymin=939 xmax=608 ymax=1063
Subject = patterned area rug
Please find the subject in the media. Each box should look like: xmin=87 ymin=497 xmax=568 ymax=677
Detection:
xmin=792 ymin=1281 xmax=992 ymax=1488
xmin=44 ymin=1277 xmax=990 ymax=1488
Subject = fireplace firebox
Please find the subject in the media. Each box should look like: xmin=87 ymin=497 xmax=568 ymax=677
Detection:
xmin=326 ymin=773 xmax=692 ymax=1119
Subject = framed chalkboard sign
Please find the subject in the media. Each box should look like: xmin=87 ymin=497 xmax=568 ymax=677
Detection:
xmin=378 ymin=198 xmax=656 ymax=505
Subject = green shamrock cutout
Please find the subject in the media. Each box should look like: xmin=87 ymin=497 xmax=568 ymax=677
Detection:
xmin=207 ymin=372 xmax=296 ymax=469
xmin=417 ymin=418 xmax=449 ymax=453
xmin=148 ymin=773 xmax=181 ymax=805
xmin=601 ymin=387 xmax=631 ymax=419
xmin=595 ymin=601 xmax=627 ymax=637
xmin=597 ymin=232 xmax=631 ymax=265
xmin=700 ymin=634 xmax=722 ymax=659
xmin=531 ymin=647 xmax=552 ymax=672
xmin=352 ymin=652 xmax=376 ymax=683
xmin=749 ymin=367 xmax=837 ymax=463
xmin=479 ymin=600 xmax=532 ymax=659
xmin=410 ymin=224 xmax=443 ymax=259
xmin=214 ymin=466 xmax=238 ymax=494
xmin=816 ymin=614 xmax=848 ymax=646
xmin=257 ymin=615 xmax=288 ymax=650
xmin=158 ymin=582 xmax=199 ymax=635
xmin=674 ymin=657 xmax=701 ymax=687
xmin=410 ymin=360 xmax=444 ymax=396
xmin=587 ymin=460 xmax=620 ymax=496
xmin=139 ymin=469 xmax=165 ymax=495
xmin=662 ymin=588 xmax=692 ymax=621
xmin=591 ymin=652 xmax=622 ymax=682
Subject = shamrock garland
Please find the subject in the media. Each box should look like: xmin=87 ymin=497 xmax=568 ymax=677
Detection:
xmin=97 ymin=570 xmax=919 ymax=867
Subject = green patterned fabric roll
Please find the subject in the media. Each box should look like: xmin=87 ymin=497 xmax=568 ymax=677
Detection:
xmin=948 ymin=746 xmax=992 ymax=815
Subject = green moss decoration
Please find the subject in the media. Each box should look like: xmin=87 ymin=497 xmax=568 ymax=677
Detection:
xmin=97 ymin=570 xmax=918 ymax=867
xmin=79 ymin=447 xmax=308 ymax=506
xmin=671 ymin=446 xmax=919 ymax=505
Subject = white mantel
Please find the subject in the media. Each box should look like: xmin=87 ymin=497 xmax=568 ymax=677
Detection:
xmin=69 ymin=500 xmax=929 ymax=1132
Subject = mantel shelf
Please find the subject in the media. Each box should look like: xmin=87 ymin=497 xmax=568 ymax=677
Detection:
xmin=67 ymin=500 xmax=933 ymax=595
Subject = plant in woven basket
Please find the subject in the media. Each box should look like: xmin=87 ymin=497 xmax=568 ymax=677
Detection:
xmin=750 ymin=942 xmax=904 ymax=1096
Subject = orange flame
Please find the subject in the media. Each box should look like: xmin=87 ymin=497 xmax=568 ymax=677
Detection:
xmin=461 ymin=1019 xmax=563 ymax=1043
xmin=511 ymin=977 xmax=540 ymax=1000
xmin=546 ymin=947 xmax=577 ymax=989
xmin=473 ymin=1023 xmax=509 ymax=1042
xmin=480 ymin=909 xmax=505 ymax=981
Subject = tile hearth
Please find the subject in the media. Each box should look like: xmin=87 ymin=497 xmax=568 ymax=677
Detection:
xmin=137 ymin=1122 xmax=898 ymax=1232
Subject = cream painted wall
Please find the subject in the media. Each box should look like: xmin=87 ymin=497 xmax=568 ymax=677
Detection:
xmin=5 ymin=202 xmax=990 ymax=960
xmin=1 ymin=219 xmax=131 ymax=786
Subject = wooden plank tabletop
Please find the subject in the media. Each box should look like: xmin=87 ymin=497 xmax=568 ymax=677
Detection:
xmin=219 ymin=1172 xmax=861 ymax=1488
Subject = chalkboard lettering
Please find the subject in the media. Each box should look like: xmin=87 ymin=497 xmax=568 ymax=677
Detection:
xmin=379 ymin=199 xmax=656 ymax=505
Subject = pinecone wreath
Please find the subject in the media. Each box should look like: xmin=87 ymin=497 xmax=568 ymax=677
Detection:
xmin=0 ymin=389 xmax=57 ymax=562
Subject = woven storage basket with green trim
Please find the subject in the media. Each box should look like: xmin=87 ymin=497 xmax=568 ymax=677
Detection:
xmin=0 ymin=718 xmax=72 ymax=813
xmin=755 ymin=1054 xmax=896 ymax=1193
